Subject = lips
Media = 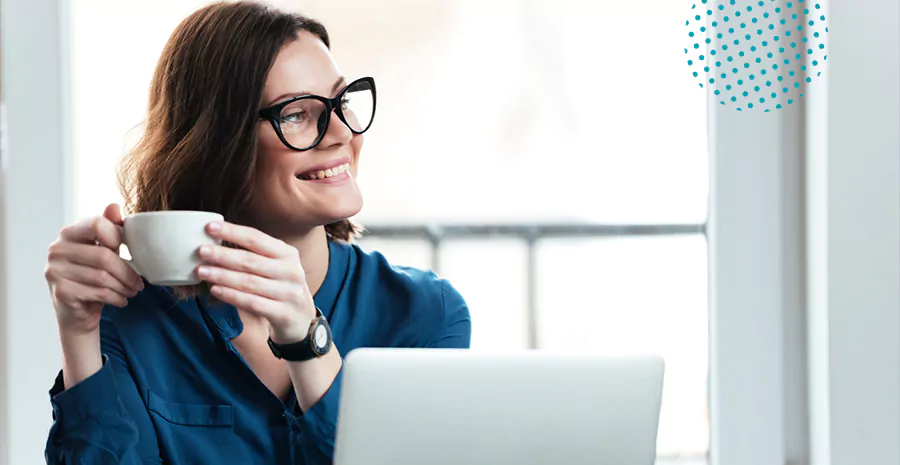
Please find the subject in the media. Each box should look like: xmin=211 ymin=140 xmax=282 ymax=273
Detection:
xmin=296 ymin=162 xmax=351 ymax=181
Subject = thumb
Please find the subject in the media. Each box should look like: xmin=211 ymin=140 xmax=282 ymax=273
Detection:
xmin=103 ymin=203 xmax=125 ymax=226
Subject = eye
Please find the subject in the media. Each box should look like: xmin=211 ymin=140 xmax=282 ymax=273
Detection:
xmin=340 ymin=96 xmax=351 ymax=110
xmin=280 ymin=111 xmax=306 ymax=124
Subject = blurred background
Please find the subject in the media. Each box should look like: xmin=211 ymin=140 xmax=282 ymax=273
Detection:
xmin=2 ymin=1 xmax=899 ymax=465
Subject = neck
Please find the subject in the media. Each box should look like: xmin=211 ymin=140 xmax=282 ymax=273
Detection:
xmin=281 ymin=225 xmax=330 ymax=296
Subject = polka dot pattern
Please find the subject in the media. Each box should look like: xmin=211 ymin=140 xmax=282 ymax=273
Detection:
xmin=685 ymin=0 xmax=828 ymax=111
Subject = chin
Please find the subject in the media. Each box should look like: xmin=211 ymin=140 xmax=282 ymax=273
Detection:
xmin=245 ymin=195 xmax=363 ymax=238
xmin=321 ymin=195 xmax=364 ymax=225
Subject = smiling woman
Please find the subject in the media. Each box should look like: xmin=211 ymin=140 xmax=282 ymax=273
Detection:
xmin=117 ymin=6 xmax=369 ymax=245
xmin=42 ymin=2 xmax=470 ymax=464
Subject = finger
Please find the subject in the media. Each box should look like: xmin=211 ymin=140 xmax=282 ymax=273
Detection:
xmin=60 ymin=216 xmax=122 ymax=250
xmin=197 ymin=266 xmax=290 ymax=301
xmin=49 ymin=242 xmax=143 ymax=290
xmin=51 ymin=261 xmax=139 ymax=297
xmin=102 ymin=203 xmax=125 ymax=226
xmin=54 ymin=279 xmax=129 ymax=309
xmin=206 ymin=222 xmax=290 ymax=258
xmin=209 ymin=284 xmax=279 ymax=320
xmin=196 ymin=245 xmax=290 ymax=279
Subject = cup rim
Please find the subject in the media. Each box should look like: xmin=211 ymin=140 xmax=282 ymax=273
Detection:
xmin=126 ymin=210 xmax=223 ymax=219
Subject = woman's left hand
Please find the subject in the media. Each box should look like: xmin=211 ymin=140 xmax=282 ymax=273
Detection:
xmin=196 ymin=221 xmax=316 ymax=344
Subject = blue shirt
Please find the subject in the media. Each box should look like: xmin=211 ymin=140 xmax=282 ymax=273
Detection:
xmin=44 ymin=240 xmax=472 ymax=464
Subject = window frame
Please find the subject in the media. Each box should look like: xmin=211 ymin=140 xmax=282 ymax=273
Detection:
xmin=363 ymin=223 xmax=705 ymax=351
xmin=706 ymin=1 xmax=808 ymax=464
xmin=0 ymin=0 xmax=74 ymax=463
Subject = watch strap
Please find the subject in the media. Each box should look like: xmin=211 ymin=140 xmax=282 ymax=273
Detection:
xmin=267 ymin=308 xmax=331 ymax=361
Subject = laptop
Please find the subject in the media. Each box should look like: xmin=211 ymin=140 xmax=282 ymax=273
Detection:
xmin=334 ymin=348 xmax=665 ymax=465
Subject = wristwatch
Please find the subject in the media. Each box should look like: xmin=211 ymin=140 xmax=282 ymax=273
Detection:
xmin=267 ymin=307 xmax=333 ymax=361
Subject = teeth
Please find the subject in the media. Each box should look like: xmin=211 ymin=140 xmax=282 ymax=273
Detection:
xmin=300 ymin=163 xmax=351 ymax=181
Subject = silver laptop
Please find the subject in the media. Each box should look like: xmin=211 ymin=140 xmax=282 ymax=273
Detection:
xmin=334 ymin=348 xmax=665 ymax=465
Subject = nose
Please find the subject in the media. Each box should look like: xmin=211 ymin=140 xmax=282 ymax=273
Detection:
xmin=316 ymin=108 xmax=353 ymax=150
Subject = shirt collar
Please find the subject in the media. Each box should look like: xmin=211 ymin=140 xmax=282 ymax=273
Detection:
xmin=314 ymin=239 xmax=352 ymax=321
xmin=196 ymin=290 xmax=243 ymax=340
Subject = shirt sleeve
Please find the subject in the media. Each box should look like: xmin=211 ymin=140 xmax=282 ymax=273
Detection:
xmin=286 ymin=368 xmax=344 ymax=464
xmin=45 ymin=318 xmax=162 ymax=464
xmin=428 ymin=280 xmax=473 ymax=348
xmin=287 ymin=279 xmax=472 ymax=464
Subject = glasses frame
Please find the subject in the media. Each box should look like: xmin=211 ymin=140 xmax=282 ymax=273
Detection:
xmin=258 ymin=76 xmax=377 ymax=152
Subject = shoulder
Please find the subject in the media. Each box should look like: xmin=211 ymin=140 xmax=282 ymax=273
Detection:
xmin=348 ymin=243 xmax=456 ymax=307
xmin=347 ymin=244 xmax=471 ymax=348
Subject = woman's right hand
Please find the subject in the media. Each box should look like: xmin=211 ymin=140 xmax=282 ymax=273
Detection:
xmin=45 ymin=204 xmax=144 ymax=336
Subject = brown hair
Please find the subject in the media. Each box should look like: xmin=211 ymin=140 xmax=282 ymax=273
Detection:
xmin=118 ymin=1 xmax=362 ymax=242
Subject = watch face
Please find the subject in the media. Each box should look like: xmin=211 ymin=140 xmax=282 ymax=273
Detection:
xmin=313 ymin=323 xmax=329 ymax=350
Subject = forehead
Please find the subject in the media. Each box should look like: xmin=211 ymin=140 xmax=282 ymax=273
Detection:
xmin=263 ymin=30 xmax=342 ymax=100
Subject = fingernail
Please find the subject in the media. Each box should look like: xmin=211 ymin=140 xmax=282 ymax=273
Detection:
xmin=135 ymin=280 xmax=144 ymax=291
xmin=196 ymin=266 xmax=210 ymax=278
xmin=198 ymin=245 xmax=212 ymax=257
xmin=207 ymin=222 xmax=222 ymax=232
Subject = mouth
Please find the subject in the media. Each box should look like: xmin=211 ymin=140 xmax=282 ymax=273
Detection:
xmin=295 ymin=162 xmax=352 ymax=181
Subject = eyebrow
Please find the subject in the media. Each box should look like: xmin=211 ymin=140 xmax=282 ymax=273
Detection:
xmin=267 ymin=76 xmax=347 ymax=107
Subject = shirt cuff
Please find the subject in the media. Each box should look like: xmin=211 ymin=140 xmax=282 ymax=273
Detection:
xmin=49 ymin=356 xmax=122 ymax=431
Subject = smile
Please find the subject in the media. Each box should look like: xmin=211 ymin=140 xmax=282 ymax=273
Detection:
xmin=296 ymin=163 xmax=351 ymax=181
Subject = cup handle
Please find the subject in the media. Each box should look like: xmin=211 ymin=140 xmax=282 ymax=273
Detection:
xmin=116 ymin=225 xmax=142 ymax=276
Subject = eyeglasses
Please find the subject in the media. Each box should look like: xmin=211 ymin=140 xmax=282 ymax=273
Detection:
xmin=258 ymin=77 xmax=376 ymax=151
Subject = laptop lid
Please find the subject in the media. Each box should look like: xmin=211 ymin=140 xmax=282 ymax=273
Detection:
xmin=334 ymin=348 xmax=665 ymax=465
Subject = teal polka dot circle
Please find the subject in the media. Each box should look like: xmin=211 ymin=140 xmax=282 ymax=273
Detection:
xmin=685 ymin=0 xmax=828 ymax=111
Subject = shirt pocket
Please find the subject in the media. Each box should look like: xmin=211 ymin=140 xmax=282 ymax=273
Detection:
xmin=148 ymin=391 xmax=233 ymax=427
xmin=147 ymin=390 xmax=248 ymax=463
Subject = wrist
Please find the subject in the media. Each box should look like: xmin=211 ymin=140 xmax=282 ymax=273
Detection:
xmin=55 ymin=311 xmax=101 ymax=336
xmin=58 ymin=321 xmax=100 ymax=338
xmin=59 ymin=329 xmax=102 ymax=389
xmin=269 ymin=314 xmax=315 ymax=344
xmin=268 ymin=307 xmax=333 ymax=362
xmin=59 ymin=326 xmax=100 ymax=349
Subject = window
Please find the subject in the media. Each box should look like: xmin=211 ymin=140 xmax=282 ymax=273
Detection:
xmin=70 ymin=0 xmax=709 ymax=461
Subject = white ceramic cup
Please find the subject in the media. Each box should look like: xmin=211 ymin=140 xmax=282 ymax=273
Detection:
xmin=121 ymin=211 xmax=223 ymax=286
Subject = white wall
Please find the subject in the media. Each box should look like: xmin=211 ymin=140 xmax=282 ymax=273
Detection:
xmin=0 ymin=0 xmax=71 ymax=463
xmin=807 ymin=1 xmax=900 ymax=464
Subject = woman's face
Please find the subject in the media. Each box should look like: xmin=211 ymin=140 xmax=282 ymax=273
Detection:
xmin=250 ymin=31 xmax=364 ymax=237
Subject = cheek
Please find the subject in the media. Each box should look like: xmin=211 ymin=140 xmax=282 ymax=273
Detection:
xmin=350 ymin=134 xmax=364 ymax=175
xmin=256 ymin=128 xmax=297 ymax=181
xmin=254 ymin=141 xmax=295 ymax=187
xmin=258 ymin=124 xmax=284 ymax=152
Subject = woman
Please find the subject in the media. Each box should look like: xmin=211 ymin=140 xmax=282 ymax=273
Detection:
xmin=42 ymin=2 xmax=471 ymax=464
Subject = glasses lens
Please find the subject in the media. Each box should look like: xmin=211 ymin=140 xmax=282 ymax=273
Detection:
xmin=278 ymin=98 xmax=327 ymax=150
xmin=340 ymin=80 xmax=375 ymax=133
